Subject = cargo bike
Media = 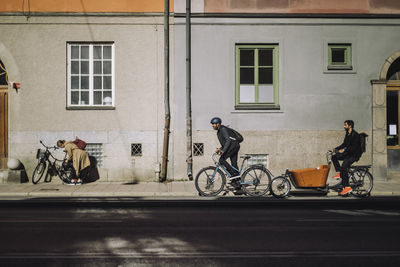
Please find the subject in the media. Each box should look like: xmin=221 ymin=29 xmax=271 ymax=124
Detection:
xmin=270 ymin=151 xmax=373 ymax=198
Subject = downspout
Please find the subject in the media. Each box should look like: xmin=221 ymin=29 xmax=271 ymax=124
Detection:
xmin=160 ymin=0 xmax=170 ymax=182
xmin=186 ymin=0 xmax=193 ymax=180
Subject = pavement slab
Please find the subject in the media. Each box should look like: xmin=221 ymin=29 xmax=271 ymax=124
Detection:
xmin=0 ymin=179 xmax=399 ymax=199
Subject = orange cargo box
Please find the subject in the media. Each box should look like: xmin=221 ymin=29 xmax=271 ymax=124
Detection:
xmin=290 ymin=165 xmax=330 ymax=187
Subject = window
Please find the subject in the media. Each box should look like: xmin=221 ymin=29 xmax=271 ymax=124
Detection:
xmin=0 ymin=60 xmax=8 ymax=86
xmin=67 ymin=43 xmax=114 ymax=108
xmin=328 ymin=44 xmax=352 ymax=70
xmin=131 ymin=143 xmax=142 ymax=157
xmin=86 ymin=143 xmax=103 ymax=167
xmin=235 ymin=44 xmax=279 ymax=110
xmin=193 ymin=143 xmax=204 ymax=156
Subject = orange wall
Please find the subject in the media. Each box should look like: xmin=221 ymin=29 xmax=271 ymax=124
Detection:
xmin=0 ymin=0 xmax=173 ymax=13
xmin=205 ymin=0 xmax=400 ymax=14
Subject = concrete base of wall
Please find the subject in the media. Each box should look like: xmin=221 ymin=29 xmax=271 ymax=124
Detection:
xmin=0 ymin=169 xmax=29 ymax=184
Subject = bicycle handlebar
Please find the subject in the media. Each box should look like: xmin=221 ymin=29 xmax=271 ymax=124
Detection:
xmin=39 ymin=140 xmax=59 ymax=150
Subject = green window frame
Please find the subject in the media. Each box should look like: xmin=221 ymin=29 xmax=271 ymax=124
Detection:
xmin=328 ymin=44 xmax=352 ymax=70
xmin=235 ymin=44 xmax=279 ymax=110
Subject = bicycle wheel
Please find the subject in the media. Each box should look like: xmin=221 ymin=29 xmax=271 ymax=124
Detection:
xmin=32 ymin=161 xmax=47 ymax=184
xmin=241 ymin=166 xmax=271 ymax=196
xmin=350 ymin=170 xmax=373 ymax=197
xmin=195 ymin=166 xmax=226 ymax=196
xmin=59 ymin=164 xmax=75 ymax=184
xmin=270 ymin=176 xmax=291 ymax=198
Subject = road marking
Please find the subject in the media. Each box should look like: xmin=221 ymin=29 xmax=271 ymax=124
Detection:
xmin=325 ymin=210 xmax=371 ymax=216
xmin=359 ymin=210 xmax=400 ymax=216
xmin=324 ymin=209 xmax=400 ymax=216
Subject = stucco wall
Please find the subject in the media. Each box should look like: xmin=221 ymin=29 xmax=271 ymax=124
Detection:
xmin=0 ymin=15 xmax=169 ymax=181
xmin=172 ymin=17 xmax=400 ymax=179
xmin=204 ymin=0 xmax=400 ymax=14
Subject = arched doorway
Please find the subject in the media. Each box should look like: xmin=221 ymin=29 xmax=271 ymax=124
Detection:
xmin=387 ymin=57 xmax=400 ymax=170
xmin=0 ymin=60 xmax=8 ymax=169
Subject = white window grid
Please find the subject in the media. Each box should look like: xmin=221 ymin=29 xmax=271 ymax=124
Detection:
xmin=131 ymin=143 xmax=142 ymax=157
xmin=86 ymin=143 xmax=103 ymax=167
xmin=193 ymin=143 xmax=204 ymax=156
xmin=67 ymin=43 xmax=115 ymax=107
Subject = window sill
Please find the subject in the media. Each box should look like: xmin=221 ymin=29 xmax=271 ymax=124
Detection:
xmin=233 ymin=105 xmax=283 ymax=113
xmin=235 ymin=104 xmax=280 ymax=110
xmin=327 ymin=65 xmax=353 ymax=70
xmin=324 ymin=67 xmax=356 ymax=74
xmin=66 ymin=106 xmax=115 ymax=110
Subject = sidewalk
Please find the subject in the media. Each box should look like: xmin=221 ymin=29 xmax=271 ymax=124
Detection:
xmin=1 ymin=177 xmax=400 ymax=198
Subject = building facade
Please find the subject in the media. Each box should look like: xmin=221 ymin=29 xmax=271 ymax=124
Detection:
xmin=0 ymin=0 xmax=173 ymax=181
xmin=1 ymin=0 xmax=400 ymax=182
xmin=173 ymin=0 xmax=400 ymax=181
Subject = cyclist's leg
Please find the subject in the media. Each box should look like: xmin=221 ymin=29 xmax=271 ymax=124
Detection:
xmin=332 ymin=153 xmax=346 ymax=172
xmin=219 ymin=146 xmax=240 ymax=177
xmin=229 ymin=144 xmax=240 ymax=172
xmin=340 ymin=157 xmax=358 ymax=187
xmin=219 ymin=156 xmax=237 ymax=177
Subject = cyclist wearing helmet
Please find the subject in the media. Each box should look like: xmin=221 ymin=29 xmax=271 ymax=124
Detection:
xmin=210 ymin=117 xmax=241 ymax=189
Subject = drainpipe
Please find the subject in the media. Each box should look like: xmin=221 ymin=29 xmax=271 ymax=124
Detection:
xmin=160 ymin=0 xmax=170 ymax=182
xmin=186 ymin=0 xmax=193 ymax=180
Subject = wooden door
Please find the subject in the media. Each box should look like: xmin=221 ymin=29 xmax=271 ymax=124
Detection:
xmin=0 ymin=86 xmax=7 ymax=169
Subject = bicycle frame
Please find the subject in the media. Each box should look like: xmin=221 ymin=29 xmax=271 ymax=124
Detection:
xmin=210 ymin=153 xmax=270 ymax=186
xmin=36 ymin=141 xmax=72 ymax=182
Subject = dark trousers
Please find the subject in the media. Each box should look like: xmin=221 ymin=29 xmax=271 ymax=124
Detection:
xmin=332 ymin=153 xmax=358 ymax=187
xmin=219 ymin=144 xmax=240 ymax=177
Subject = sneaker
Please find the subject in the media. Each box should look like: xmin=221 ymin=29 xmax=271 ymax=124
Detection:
xmin=340 ymin=186 xmax=352 ymax=195
xmin=66 ymin=182 xmax=76 ymax=186
xmin=333 ymin=172 xmax=341 ymax=179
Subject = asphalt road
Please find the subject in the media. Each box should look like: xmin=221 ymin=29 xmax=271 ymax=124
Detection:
xmin=1 ymin=197 xmax=400 ymax=266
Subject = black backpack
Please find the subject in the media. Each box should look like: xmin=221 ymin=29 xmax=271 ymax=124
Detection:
xmin=359 ymin=132 xmax=368 ymax=153
xmin=227 ymin=127 xmax=244 ymax=143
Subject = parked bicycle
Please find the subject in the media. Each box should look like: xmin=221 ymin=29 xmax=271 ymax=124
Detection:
xmin=32 ymin=141 xmax=75 ymax=184
xmin=195 ymin=153 xmax=272 ymax=196
xmin=270 ymin=151 xmax=373 ymax=198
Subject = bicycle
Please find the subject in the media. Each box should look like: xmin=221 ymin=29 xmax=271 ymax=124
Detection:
xmin=270 ymin=151 xmax=373 ymax=198
xmin=195 ymin=153 xmax=272 ymax=196
xmin=31 ymin=141 xmax=75 ymax=184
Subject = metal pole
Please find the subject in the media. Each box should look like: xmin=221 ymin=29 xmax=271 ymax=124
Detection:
xmin=160 ymin=0 xmax=170 ymax=182
xmin=186 ymin=0 xmax=193 ymax=180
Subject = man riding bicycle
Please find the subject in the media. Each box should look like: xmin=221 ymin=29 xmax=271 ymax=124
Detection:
xmin=210 ymin=117 xmax=242 ymax=190
xmin=331 ymin=120 xmax=362 ymax=196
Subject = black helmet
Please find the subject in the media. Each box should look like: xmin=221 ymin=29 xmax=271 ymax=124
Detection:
xmin=210 ymin=117 xmax=222 ymax=124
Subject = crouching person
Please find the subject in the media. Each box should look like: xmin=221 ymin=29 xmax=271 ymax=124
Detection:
xmin=57 ymin=140 xmax=90 ymax=185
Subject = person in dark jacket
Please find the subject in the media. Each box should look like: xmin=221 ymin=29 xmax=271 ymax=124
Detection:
xmin=211 ymin=117 xmax=241 ymax=189
xmin=331 ymin=120 xmax=362 ymax=196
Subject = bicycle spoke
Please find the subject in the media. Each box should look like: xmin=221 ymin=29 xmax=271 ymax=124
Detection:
xmin=195 ymin=167 xmax=226 ymax=196
xmin=241 ymin=166 xmax=271 ymax=197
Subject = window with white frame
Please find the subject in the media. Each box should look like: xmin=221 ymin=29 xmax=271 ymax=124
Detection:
xmin=67 ymin=43 xmax=115 ymax=108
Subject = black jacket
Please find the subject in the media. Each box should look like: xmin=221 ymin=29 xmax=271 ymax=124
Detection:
xmin=336 ymin=130 xmax=362 ymax=159
xmin=217 ymin=125 xmax=239 ymax=154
